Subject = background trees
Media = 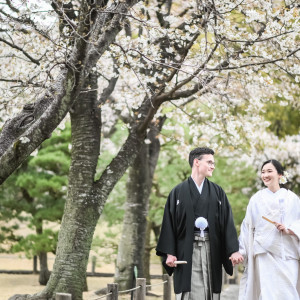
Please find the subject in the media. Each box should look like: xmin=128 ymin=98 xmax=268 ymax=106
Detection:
xmin=0 ymin=124 xmax=70 ymax=284
xmin=0 ymin=0 xmax=299 ymax=299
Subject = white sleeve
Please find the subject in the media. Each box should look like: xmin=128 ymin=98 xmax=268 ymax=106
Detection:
xmin=239 ymin=197 xmax=255 ymax=262
xmin=287 ymin=192 xmax=300 ymax=240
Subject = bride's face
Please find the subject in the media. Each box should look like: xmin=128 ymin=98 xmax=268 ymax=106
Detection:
xmin=261 ymin=163 xmax=282 ymax=189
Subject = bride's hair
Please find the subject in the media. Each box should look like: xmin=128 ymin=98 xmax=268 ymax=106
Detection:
xmin=261 ymin=159 xmax=284 ymax=176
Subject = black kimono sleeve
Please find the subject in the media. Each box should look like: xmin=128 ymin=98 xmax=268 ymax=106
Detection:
xmin=219 ymin=188 xmax=239 ymax=274
xmin=156 ymin=189 xmax=177 ymax=276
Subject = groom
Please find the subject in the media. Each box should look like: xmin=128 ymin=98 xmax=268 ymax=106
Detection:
xmin=156 ymin=147 xmax=243 ymax=299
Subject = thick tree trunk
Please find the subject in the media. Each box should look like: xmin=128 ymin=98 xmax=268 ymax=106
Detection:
xmin=16 ymin=72 xmax=102 ymax=300
xmin=115 ymin=118 xmax=165 ymax=290
xmin=46 ymin=72 xmax=100 ymax=299
xmin=9 ymin=82 xmax=160 ymax=300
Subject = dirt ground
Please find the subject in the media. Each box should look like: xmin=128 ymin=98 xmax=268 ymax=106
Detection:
xmin=0 ymin=219 xmax=174 ymax=299
xmin=0 ymin=253 xmax=171 ymax=300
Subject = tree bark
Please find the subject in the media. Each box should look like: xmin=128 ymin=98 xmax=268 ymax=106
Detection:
xmin=8 ymin=72 xmax=102 ymax=300
xmin=114 ymin=144 xmax=150 ymax=290
xmin=144 ymin=220 xmax=152 ymax=286
xmin=114 ymin=117 xmax=165 ymax=290
xmin=42 ymin=72 xmax=101 ymax=299
xmin=33 ymin=256 xmax=38 ymax=274
xmin=36 ymin=219 xmax=51 ymax=285
xmin=38 ymin=252 xmax=51 ymax=285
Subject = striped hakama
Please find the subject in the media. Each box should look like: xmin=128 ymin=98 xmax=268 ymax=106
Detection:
xmin=176 ymin=233 xmax=220 ymax=300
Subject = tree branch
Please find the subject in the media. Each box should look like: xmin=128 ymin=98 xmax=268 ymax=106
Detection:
xmin=98 ymin=60 xmax=119 ymax=105
xmin=5 ymin=0 xmax=19 ymax=13
xmin=0 ymin=37 xmax=40 ymax=65
xmin=206 ymin=47 xmax=300 ymax=71
xmin=164 ymin=78 xmax=214 ymax=101
xmin=155 ymin=40 xmax=220 ymax=103
xmin=0 ymin=8 xmax=51 ymax=40
xmin=0 ymin=0 xmax=141 ymax=185
xmin=224 ymin=31 xmax=293 ymax=43
xmin=0 ymin=68 xmax=74 ymax=185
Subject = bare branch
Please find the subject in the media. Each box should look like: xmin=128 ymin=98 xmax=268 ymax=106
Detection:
xmin=206 ymin=47 xmax=300 ymax=71
xmin=161 ymin=32 xmax=201 ymax=86
xmin=0 ymin=37 xmax=40 ymax=65
xmin=126 ymin=48 xmax=196 ymax=77
xmin=0 ymin=78 xmax=24 ymax=83
xmin=166 ymin=77 xmax=214 ymax=101
xmin=0 ymin=8 xmax=51 ymax=40
xmin=224 ymin=31 xmax=293 ymax=44
xmin=51 ymin=1 xmax=78 ymax=31
xmin=5 ymin=0 xmax=19 ymax=13
xmin=156 ymin=40 xmax=220 ymax=103
xmin=98 ymin=59 xmax=119 ymax=105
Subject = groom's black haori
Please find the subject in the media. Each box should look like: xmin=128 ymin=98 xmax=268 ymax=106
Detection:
xmin=156 ymin=177 xmax=239 ymax=294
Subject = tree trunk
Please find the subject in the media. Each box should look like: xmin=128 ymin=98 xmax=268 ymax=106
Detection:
xmin=19 ymin=72 xmax=102 ymax=300
xmin=144 ymin=220 xmax=152 ymax=286
xmin=38 ymin=252 xmax=51 ymax=285
xmin=11 ymin=80 xmax=160 ymax=300
xmin=115 ymin=117 xmax=165 ymax=290
xmin=35 ymin=219 xmax=51 ymax=285
xmin=33 ymin=256 xmax=38 ymax=274
xmin=114 ymin=144 xmax=150 ymax=290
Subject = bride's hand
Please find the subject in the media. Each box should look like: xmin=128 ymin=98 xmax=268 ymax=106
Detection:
xmin=274 ymin=222 xmax=295 ymax=235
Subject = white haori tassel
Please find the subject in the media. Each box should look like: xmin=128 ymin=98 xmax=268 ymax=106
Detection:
xmin=195 ymin=217 xmax=208 ymax=238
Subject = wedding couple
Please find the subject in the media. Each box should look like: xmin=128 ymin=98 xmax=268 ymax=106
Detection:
xmin=156 ymin=147 xmax=300 ymax=300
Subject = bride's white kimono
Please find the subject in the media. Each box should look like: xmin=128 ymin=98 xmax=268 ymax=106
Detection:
xmin=238 ymin=188 xmax=300 ymax=300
